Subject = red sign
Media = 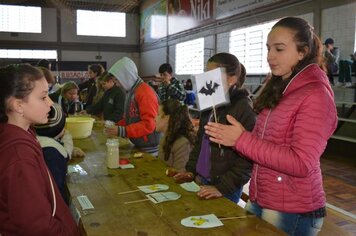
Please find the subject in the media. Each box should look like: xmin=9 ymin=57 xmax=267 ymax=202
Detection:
xmin=168 ymin=0 xmax=214 ymax=35
xmin=60 ymin=71 xmax=89 ymax=80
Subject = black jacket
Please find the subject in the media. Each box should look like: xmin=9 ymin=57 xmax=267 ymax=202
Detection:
xmin=186 ymin=87 xmax=256 ymax=195
xmin=78 ymin=78 xmax=97 ymax=107
xmin=86 ymin=86 xmax=125 ymax=122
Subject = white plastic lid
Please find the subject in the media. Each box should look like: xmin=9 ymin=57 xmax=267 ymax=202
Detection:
xmin=106 ymin=138 xmax=119 ymax=145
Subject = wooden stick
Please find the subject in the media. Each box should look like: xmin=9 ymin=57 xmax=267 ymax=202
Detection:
xmin=219 ymin=216 xmax=249 ymax=221
xmin=124 ymin=198 xmax=150 ymax=205
xmin=118 ymin=189 xmax=139 ymax=195
xmin=211 ymin=97 xmax=221 ymax=149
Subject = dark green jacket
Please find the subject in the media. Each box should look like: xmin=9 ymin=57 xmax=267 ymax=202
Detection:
xmin=86 ymin=86 xmax=125 ymax=122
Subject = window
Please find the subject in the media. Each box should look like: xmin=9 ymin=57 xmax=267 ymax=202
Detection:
xmin=175 ymin=38 xmax=204 ymax=75
xmin=0 ymin=4 xmax=41 ymax=33
xmin=0 ymin=49 xmax=57 ymax=59
xmin=354 ymin=15 xmax=356 ymax=51
xmin=229 ymin=20 xmax=277 ymax=74
xmin=77 ymin=10 xmax=126 ymax=37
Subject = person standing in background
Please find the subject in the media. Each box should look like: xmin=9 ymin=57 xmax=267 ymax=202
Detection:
xmin=337 ymin=51 xmax=356 ymax=88
xmin=38 ymin=67 xmax=56 ymax=91
xmin=323 ymin=38 xmax=340 ymax=85
xmin=37 ymin=59 xmax=61 ymax=93
xmin=157 ymin=63 xmax=186 ymax=102
xmin=91 ymin=71 xmax=107 ymax=105
xmin=79 ymin=64 xmax=104 ymax=107
xmin=205 ymin=17 xmax=337 ymax=235
xmin=37 ymin=59 xmax=52 ymax=70
xmin=184 ymin=78 xmax=196 ymax=107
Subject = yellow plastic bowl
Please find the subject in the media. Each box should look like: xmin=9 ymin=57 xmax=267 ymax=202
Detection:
xmin=65 ymin=117 xmax=95 ymax=139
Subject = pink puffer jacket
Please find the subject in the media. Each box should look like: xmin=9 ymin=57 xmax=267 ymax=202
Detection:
xmin=236 ymin=64 xmax=337 ymax=213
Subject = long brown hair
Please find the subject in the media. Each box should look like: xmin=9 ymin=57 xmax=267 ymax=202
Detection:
xmin=207 ymin=52 xmax=246 ymax=88
xmin=162 ymin=99 xmax=196 ymax=161
xmin=88 ymin=64 xmax=104 ymax=77
xmin=254 ymin=17 xmax=326 ymax=113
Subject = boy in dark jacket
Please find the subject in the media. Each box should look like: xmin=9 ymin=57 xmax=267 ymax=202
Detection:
xmin=86 ymin=73 xmax=125 ymax=122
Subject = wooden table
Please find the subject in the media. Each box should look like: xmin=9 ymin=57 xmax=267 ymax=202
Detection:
xmin=68 ymin=128 xmax=285 ymax=236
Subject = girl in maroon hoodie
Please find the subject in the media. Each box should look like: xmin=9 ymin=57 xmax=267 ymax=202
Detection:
xmin=0 ymin=64 xmax=79 ymax=235
xmin=205 ymin=17 xmax=337 ymax=235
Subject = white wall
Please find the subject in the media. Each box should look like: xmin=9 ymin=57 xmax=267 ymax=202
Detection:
xmin=140 ymin=47 xmax=166 ymax=76
xmin=216 ymin=32 xmax=230 ymax=54
xmin=61 ymin=51 xmax=140 ymax=69
xmin=321 ymin=2 xmax=356 ymax=59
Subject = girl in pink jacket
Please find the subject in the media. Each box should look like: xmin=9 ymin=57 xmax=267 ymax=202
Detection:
xmin=205 ymin=17 xmax=337 ymax=236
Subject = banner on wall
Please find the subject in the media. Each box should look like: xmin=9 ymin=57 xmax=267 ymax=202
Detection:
xmin=168 ymin=0 xmax=214 ymax=35
xmin=140 ymin=0 xmax=167 ymax=44
xmin=57 ymin=61 xmax=106 ymax=84
xmin=216 ymin=0 xmax=282 ymax=20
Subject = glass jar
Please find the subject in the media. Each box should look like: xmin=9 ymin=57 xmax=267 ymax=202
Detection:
xmin=106 ymin=138 xmax=119 ymax=168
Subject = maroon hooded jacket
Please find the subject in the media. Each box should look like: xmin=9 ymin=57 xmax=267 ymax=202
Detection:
xmin=0 ymin=123 xmax=79 ymax=235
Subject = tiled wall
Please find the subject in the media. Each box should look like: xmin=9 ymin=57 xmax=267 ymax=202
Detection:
xmin=216 ymin=32 xmax=230 ymax=53
xmin=321 ymin=2 xmax=356 ymax=60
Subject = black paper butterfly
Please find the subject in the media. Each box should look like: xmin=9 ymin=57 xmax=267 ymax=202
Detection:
xmin=199 ymin=80 xmax=220 ymax=96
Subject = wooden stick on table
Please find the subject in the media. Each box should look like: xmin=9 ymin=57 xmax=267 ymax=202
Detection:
xmin=219 ymin=216 xmax=250 ymax=221
xmin=118 ymin=189 xmax=140 ymax=195
xmin=124 ymin=199 xmax=150 ymax=205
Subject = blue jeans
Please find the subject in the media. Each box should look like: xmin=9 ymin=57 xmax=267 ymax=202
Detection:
xmin=199 ymin=176 xmax=242 ymax=203
xmin=245 ymin=201 xmax=324 ymax=236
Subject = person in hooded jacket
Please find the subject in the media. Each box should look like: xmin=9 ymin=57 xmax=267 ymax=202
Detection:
xmin=0 ymin=64 xmax=79 ymax=235
xmin=105 ymin=57 xmax=160 ymax=155
xmin=205 ymin=17 xmax=338 ymax=236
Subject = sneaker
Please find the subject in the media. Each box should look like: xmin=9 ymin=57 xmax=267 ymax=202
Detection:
xmin=343 ymin=82 xmax=353 ymax=88
xmin=334 ymin=82 xmax=344 ymax=87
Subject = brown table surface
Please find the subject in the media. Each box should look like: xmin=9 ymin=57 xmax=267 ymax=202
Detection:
xmin=68 ymin=127 xmax=285 ymax=236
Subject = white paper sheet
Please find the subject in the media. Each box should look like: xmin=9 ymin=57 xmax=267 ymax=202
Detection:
xmin=181 ymin=214 xmax=223 ymax=228
xmin=146 ymin=191 xmax=181 ymax=204
xmin=119 ymin=163 xmax=135 ymax=169
xmin=137 ymin=184 xmax=169 ymax=193
xmin=180 ymin=181 xmax=200 ymax=192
